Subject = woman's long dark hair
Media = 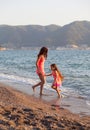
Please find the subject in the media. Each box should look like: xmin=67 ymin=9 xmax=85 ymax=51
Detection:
xmin=38 ymin=47 xmax=48 ymax=59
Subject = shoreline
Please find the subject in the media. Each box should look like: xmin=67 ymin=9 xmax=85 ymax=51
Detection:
xmin=1 ymin=80 xmax=90 ymax=116
xmin=0 ymin=82 xmax=90 ymax=129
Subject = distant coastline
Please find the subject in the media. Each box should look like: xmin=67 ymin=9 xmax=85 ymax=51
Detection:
xmin=0 ymin=46 xmax=90 ymax=51
xmin=0 ymin=21 xmax=90 ymax=49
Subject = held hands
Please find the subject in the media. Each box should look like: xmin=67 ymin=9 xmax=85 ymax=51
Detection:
xmin=45 ymin=73 xmax=52 ymax=76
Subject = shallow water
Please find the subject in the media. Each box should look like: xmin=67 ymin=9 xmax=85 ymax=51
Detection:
xmin=0 ymin=49 xmax=90 ymax=115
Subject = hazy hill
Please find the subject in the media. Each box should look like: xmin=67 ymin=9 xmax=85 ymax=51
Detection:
xmin=0 ymin=21 xmax=90 ymax=48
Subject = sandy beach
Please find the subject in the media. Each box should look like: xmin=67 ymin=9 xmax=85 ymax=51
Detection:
xmin=0 ymin=83 xmax=90 ymax=130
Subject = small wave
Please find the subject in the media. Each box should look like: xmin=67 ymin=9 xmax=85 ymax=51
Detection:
xmin=0 ymin=73 xmax=89 ymax=103
xmin=86 ymin=101 xmax=90 ymax=106
xmin=0 ymin=73 xmax=37 ymax=85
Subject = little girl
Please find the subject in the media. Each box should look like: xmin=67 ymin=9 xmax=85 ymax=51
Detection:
xmin=46 ymin=64 xmax=64 ymax=98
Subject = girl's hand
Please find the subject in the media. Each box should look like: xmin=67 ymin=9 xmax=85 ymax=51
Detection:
xmin=45 ymin=73 xmax=52 ymax=76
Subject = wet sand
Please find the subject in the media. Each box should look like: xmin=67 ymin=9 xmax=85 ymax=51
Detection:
xmin=0 ymin=83 xmax=90 ymax=130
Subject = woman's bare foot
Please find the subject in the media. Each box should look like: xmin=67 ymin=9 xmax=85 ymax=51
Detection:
xmin=40 ymin=92 xmax=43 ymax=96
xmin=32 ymin=86 xmax=35 ymax=92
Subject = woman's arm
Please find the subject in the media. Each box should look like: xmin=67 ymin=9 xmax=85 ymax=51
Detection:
xmin=36 ymin=57 xmax=41 ymax=73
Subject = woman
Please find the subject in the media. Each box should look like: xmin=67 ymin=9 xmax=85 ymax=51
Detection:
xmin=32 ymin=47 xmax=48 ymax=95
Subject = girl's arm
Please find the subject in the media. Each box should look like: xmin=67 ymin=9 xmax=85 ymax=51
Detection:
xmin=45 ymin=73 xmax=52 ymax=76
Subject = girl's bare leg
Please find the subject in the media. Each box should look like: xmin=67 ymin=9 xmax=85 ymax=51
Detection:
xmin=52 ymin=85 xmax=61 ymax=98
xmin=56 ymin=89 xmax=61 ymax=98
xmin=51 ymin=85 xmax=56 ymax=90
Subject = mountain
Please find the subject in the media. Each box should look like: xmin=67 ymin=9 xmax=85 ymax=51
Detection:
xmin=0 ymin=21 xmax=90 ymax=49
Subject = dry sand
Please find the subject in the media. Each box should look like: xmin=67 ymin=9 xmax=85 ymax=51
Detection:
xmin=0 ymin=83 xmax=90 ymax=130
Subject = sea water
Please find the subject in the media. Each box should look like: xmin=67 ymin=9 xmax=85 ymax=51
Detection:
xmin=0 ymin=49 xmax=90 ymax=114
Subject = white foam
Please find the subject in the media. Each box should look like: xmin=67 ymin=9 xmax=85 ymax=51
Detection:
xmin=0 ymin=73 xmax=89 ymax=104
xmin=86 ymin=101 xmax=90 ymax=106
xmin=0 ymin=73 xmax=37 ymax=85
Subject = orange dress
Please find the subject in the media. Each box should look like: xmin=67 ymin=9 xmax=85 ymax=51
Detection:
xmin=36 ymin=55 xmax=45 ymax=76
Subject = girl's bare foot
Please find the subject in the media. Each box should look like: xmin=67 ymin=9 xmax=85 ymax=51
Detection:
xmin=58 ymin=95 xmax=60 ymax=98
xmin=58 ymin=94 xmax=62 ymax=98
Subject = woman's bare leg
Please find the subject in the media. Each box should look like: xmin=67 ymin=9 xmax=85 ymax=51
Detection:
xmin=39 ymin=75 xmax=46 ymax=95
xmin=32 ymin=74 xmax=45 ymax=95
xmin=32 ymin=82 xmax=41 ymax=92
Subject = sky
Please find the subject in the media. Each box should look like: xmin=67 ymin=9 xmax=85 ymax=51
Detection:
xmin=0 ymin=0 xmax=90 ymax=26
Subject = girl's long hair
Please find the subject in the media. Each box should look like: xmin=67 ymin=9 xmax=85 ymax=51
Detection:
xmin=51 ymin=64 xmax=64 ymax=81
xmin=38 ymin=47 xmax=48 ymax=59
